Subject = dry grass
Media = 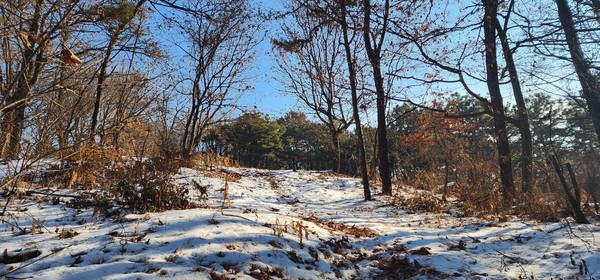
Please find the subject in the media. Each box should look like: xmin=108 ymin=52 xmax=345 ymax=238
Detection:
xmin=41 ymin=144 xmax=200 ymax=215
xmin=303 ymin=215 xmax=377 ymax=238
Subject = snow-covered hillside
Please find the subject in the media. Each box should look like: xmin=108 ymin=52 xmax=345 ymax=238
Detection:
xmin=1 ymin=167 xmax=599 ymax=279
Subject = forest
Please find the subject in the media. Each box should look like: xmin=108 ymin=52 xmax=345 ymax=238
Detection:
xmin=0 ymin=0 xmax=599 ymax=279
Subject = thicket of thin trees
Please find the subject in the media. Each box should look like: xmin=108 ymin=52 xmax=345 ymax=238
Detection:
xmin=1 ymin=0 xmax=598 ymax=218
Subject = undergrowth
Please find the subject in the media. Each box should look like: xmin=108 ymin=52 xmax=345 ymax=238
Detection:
xmin=0 ymin=145 xmax=237 ymax=218
xmin=390 ymin=164 xmax=595 ymax=223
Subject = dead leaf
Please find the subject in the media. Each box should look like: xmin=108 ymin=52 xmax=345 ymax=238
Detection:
xmin=61 ymin=43 xmax=81 ymax=67
xmin=58 ymin=229 xmax=79 ymax=239
xmin=17 ymin=31 xmax=32 ymax=49
xmin=448 ymin=240 xmax=467 ymax=250
xmin=1 ymin=249 xmax=42 ymax=264
xmin=409 ymin=247 xmax=431 ymax=255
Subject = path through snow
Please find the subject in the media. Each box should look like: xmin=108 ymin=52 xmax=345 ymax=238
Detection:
xmin=1 ymin=167 xmax=598 ymax=279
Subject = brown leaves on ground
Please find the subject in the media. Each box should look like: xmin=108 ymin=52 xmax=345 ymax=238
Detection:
xmin=408 ymin=246 xmax=432 ymax=255
xmin=448 ymin=240 xmax=467 ymax=250
xmin=1 ymin=248 xmax=42 ymax=264
xmin=58 ymin=229 xmax=79 ymax=239
xmin=304 ymin=215 xmax=377 ymax=238
xmin=116 ymin=214 xmax=150 ymax=223
xmin=376 ymin=255 xmax=419 ymax=279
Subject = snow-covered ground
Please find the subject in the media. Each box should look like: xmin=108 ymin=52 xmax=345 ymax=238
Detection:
xmin=1 ymin=166 xmax=599 ymax=279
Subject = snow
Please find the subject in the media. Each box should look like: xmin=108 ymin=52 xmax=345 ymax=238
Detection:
xmin=1 ymin=165 xmax=599 ymax=279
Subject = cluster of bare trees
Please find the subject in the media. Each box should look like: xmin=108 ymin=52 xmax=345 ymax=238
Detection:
xmin=1 ymin=0 xmax=598 ymax=213
xmin=273 ymin=0 xmax=599 ymax=207
xmin=0 ymin=0 xmax=258 ymax=162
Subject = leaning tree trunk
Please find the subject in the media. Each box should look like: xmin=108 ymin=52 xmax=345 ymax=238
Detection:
xmin=494 ymin=15 xmax=534 ymax=193
xmin=548 ymin=155 xmax=590 ymax=224
xmin=90 ymin=34 xmax=119 ymax=140
xmin=483 ymin=0 xmax=516 ymax=204
xmin=340 ymin=1 xmax=370 ymax=200
xmin=90 ymin=0 xmax=148 ymax=140
xmin=555 ymin=0 xmax=600 ymax=147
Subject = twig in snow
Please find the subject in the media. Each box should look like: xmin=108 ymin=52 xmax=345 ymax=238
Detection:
xmin=561 ymin=219 xmax=592 ymax=252
xmin=494 ymin=249 xmax=529 ymax=276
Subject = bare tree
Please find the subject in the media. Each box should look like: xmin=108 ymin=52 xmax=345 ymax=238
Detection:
xmin=494 ymin=0 xmax=533 ymax=193
xmin=340 ymin=1 xmax=371 ymax=200
xmin=274 ymin=0 xmax=372 ymax=200
xmin=88 ymin=0 xmax=149 ymax=139
xmin=555 ymin=0 xmax=600 ymax=146
xmin=386 ymin=0 xmax=522 ymax=203
xmin=0 ymin=0 xmax=82 ymax=159
xmin=273 ymin=5 xmax=354 ymax=173
xmin=482 ymin=0 xmax=516 ymax=202
xmin=176 ymin=0 xmax=259 ymax=156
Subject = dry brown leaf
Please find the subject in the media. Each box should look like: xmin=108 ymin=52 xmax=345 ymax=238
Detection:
xmin=409 ymin=246 xmax=431 ymax=255
xmin=17 ymin=31 xmax=32 ymax=49
xmin=61 ymin=44 xmax=81 ymax=67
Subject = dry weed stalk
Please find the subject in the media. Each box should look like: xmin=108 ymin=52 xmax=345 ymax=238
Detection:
xmin=290 ymin=219 xmax=309 ymax=247
xmin=198 ymin=151 xmax=239 ymax=169
xmin=271 ymin=218 xmax=287 ymax=237
xmin=222 ymin=174 xmax=231 ymax=209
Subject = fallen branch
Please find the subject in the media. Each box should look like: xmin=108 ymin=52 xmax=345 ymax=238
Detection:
xmin=2 ymin=245 xmax=73 ymax=277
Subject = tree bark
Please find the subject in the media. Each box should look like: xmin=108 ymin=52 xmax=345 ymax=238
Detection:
xmin=90 ymin=34 xmax=119 ymax=139
xmin=1 ymin=0 xmax=44 ymax=159
xmin=494 ymin=12 xmax=534 ymax=193
xmin=340 ymin=1 xmax=370 ymax=200
xmin=555 ymin=0 xmax=600 ymax=147
xmin=330 ymin=130 xmax=341 ymax=173
xmin=483 ymin=0 xmax=515 ymax=204
xmin=363 ymin=0 xmax=392 ymax=195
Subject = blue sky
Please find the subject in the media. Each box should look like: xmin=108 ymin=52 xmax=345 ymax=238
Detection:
xmin=237 ymin=39 xmax=300 ymax=118
xmin=234 ymin=0 xmax=301 ymax=118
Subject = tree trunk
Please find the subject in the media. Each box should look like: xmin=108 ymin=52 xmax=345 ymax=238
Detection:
xmin=1 ymin=102 xmax=26 ymax=159
xmin=363 ymin=0 xmax=392 ymax=195
xmin=90 ymin=0 xmax=148 ymax=140
xmin=494 ymin=14 xmax=534 ymax=193
xmin=90 ymin=34 xmax=118 ymax=140
xmin=548 ymin=155 xmax=590 ymax=224
xmin=555 ymin=0 xmax=600 ymax=146
xmin=340 ymin=1 xmax=370 ymax=200
xmin=0 ymin=0 xmax=44 ymax=159
xmin=483 ymin=0 xmax=515 ymax=204
xmin=330 ymin=130 xmax=341 ymax=173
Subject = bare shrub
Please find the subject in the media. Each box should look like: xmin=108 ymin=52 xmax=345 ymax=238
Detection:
xmin=52 ymin=145 xmax=197 ymax=215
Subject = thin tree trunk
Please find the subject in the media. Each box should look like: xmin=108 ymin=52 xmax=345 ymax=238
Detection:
xmin=90 ymin=0 xmax=148 ymax=140
xmin=330 ymin=130 xmax=341 ymax=173
xmin=340 ymin=1 xmax=370 ymax=200
xmin=363 ymin=0 xmax=392 ymax=195
xmin=548 ymin=155 xmax=589 ymax=224
xmin=90 ymin=35 xmax=118 ymax=139
xmin=442 ymin=158 xmax=450 ymax=203
xmin=483 ymin=0 xmax=515 ymax=204
xmin=555 ymin=0 xmax=600 ymax=146
xmin=494 ymin=13 xmax=534 ymax=193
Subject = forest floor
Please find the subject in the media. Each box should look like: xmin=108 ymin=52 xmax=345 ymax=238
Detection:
xmin=1 ymin=164 xmax=599 ymax=279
